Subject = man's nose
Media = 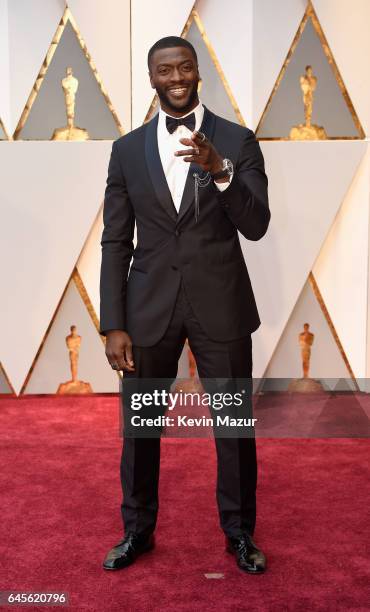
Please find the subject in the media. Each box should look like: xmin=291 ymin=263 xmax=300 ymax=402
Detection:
xmin=170 ymin=68 xmax=182 ymax=82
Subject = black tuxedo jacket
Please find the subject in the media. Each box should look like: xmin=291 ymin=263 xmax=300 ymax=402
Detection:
xmin=99 ymin=105 xmax=270 ymax=345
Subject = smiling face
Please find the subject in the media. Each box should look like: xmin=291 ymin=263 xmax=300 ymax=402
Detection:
xmin=149 ymin=46 xmax=200 ymax=116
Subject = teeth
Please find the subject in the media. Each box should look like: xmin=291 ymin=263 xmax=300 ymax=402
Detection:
xmin=169 ymin=88 xmax=187 ymax=94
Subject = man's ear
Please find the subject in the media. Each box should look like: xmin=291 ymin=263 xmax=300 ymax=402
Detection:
xmin=148 ymin=70 xmax=155 ymax=89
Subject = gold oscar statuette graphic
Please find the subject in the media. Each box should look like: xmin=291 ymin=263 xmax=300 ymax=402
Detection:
xmin=288 ymin=323 xmax=323 ymax=392
xmin=52 ymin=67 xmax=89 ymax=141
xmin=289 ymin=65 xmax=327 ymax=140
xmin=57 ymin=325 xmax=93 ymax=394
xmin=300 ymin=322 xmax=314 ymax=377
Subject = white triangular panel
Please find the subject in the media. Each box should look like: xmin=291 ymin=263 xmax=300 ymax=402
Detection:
xmin=252 ymin=0 xmax=307 ymax=130
xmin=312 ymin=0 xmax=370 ymax=137
xmin=241 ymin=140 xmax=367 ymax=378
xmin=76 ymin=206 xmax=104 ymax=319
xmin=7 ymin=0 xmax=65 ymax=135
xmin=24 ymin=279 xmax=118 ymax=394
xmin=313 ymin=145 xmax=370 ymax=379
xmin=195 ymin=0 xmax=252 ymax=125
xmin=131 ymin=0 xmax=194 ymax=127
xmin=67 ymin=0 xmax=131 ymax=133
xmin=0 ymin=141 xmax=112 ymax=393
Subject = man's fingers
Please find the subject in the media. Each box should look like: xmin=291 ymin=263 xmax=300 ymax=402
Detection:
xmin=125 ymin=343 xmax=135 ymax=368
xmin=108 ymin=354 xmax=125 ymax=370
xmin=105 ymin=331 xmax=135 ymax=372
xmin=179 ymin=132 xmax=207 ymax=146
xmin=114 ymin=349 xmax=135 ymax=372
xmin=178 ymin=137 xmax=196 ymax=146
xmin=111 ymin=357 xmax=135 ymax=372
xmin=191 ymin=130 xmax=207 ymax=144
xmin=106 ymin=350 xmax=134 ymax=372
xmin=122 ymin=360 xmax=135 ymax=372
xmin=175 ymin=148 xmax=198 ymax=157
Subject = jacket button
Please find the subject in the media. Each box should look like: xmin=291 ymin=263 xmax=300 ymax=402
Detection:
xmin=171 ymin=265 xmax=178 ymax=271
xmin=175 ymin=229 xmax=180 ymax=236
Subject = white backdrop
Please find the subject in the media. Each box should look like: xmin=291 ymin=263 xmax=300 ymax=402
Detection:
xmin=0 ymin=0 xmax=369 ymax=394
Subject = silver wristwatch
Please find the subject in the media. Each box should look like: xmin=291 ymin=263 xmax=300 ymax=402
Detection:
xmin=211 ymin=158 xmax=233 ymax=180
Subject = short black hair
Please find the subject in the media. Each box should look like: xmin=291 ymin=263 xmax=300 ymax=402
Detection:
xmin=148 ymin=36 xmax=198 ymax=70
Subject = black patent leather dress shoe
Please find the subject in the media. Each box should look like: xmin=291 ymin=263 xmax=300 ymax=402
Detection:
xmin=102 ymin=532 xmax=155 ymax=570
xmin=226 ymin=533 xmax=266 ymax=573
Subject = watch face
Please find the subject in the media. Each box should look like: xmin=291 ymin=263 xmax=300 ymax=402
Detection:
xmin=223 ymin=158 xmax=233 ymax=175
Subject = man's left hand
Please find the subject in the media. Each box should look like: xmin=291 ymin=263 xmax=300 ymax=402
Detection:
xmin=175 ymin=130 xmax=224 ymax=176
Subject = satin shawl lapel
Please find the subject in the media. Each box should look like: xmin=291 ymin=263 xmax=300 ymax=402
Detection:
xmin=144 ymin=113 xmax=177 ymax=223
xmin=177 ymin=105 xmax=216 ymax=223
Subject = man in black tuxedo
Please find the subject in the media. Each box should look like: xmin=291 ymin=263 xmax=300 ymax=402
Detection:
xmin=100 ymin=36 xmax=270 ymax=574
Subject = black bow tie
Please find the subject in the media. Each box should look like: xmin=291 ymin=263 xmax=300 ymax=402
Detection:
xmin=166 ymin=112 xmax=196 ymax=134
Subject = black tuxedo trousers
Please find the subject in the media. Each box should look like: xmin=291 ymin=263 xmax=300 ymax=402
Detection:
xmin=120 ymin=278 xmax=256 ymax=539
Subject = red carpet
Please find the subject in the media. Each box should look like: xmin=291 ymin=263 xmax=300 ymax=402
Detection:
xmin=1 ymin=395 xmax=369 ymax=611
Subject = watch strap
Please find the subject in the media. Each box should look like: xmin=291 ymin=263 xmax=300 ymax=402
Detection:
xmin=211 ymin=159 xmax=233 ymax=180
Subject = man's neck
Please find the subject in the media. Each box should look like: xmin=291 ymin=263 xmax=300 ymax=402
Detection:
xmin=160 ymin=98 xmax=201 ymax=119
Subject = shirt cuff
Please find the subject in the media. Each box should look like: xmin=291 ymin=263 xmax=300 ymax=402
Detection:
xmin=214 ymin=173 xmax=233 ymax=192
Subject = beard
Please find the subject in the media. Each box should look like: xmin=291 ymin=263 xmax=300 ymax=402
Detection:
xmin=156 ymin=79 xmax=199 ymax=115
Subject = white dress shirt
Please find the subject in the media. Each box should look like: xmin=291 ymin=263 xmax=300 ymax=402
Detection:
xmin=157 ymin=100 xmax=231 ymax=213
